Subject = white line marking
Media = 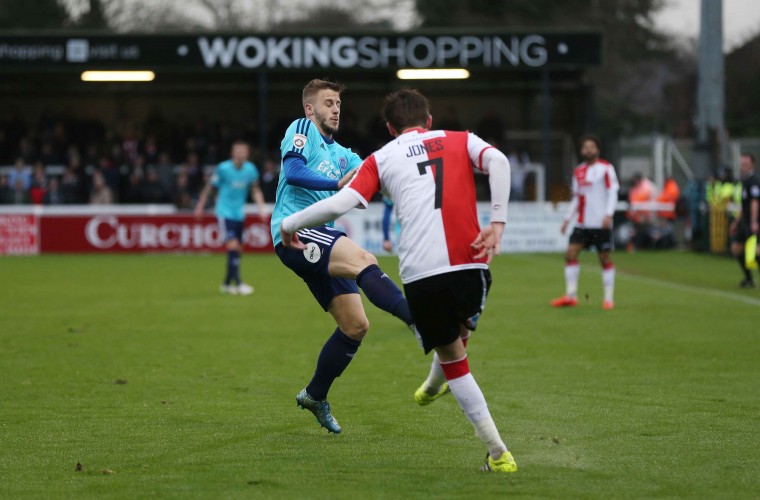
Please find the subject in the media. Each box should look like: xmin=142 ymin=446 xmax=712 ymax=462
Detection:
xmin=508 ymin=254 xmax=760 ymax=307
xmin=616 ymin=273 xmax=760 ymax=307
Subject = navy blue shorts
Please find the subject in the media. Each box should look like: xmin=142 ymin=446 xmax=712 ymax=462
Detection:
xmin=219 ymin=218 xmax=244 ymax=243
xmin=275 ymin=226 xmax=359 ymax=311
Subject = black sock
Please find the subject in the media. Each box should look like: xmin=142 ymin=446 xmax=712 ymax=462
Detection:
xmin=737 ymin=254 xmax=752 ymax=281
xmin=227 ymin=250 xmax=241 ymax=285
xmin=356 ymin=264 xmax=413 ymax=325
xmin=306 ymin=328 xmax=361 ymax=401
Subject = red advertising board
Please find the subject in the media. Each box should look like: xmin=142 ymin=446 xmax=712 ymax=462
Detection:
xmin=0 ymin=214 xmax=38 ymax=255
xmin=38 ymin=214 xmax=273 ymax=253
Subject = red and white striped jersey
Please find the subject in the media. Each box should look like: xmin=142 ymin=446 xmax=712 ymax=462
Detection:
xmin=346 ymin=129 xmax=494 ymax=283
xmin=566 ymin=159 xmax=620 ymax=228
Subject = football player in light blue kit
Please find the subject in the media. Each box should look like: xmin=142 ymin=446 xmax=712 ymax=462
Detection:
xmin=195 ymin=140 xmax=268 ymax=295
xmin=271 ymin=79 xmax=413 ymax=433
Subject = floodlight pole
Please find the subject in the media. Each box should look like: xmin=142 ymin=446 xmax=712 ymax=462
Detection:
xmin=694 ymin=0 xmax=726 ymax=179
xmin=258 ymin=70 xmax=269 ymax=167
xmin=541 ymin=68 xmax=552 ymax=198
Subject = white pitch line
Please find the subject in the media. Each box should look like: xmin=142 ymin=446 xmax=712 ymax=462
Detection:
xmin=614 ymin=272 xmax=760 ymax=307
xmin=507 ymin=254 xmax=760 ymax=307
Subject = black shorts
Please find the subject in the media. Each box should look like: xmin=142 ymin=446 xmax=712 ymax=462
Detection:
xmin=403 ymin=269 xmax=492 ymax=354
xmin=732 ymin=222 xmax=757 ymax=245
xmin=569 ymin=227 xmax=614 ymax=252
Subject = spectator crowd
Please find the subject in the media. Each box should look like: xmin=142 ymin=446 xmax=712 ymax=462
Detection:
xmin=0 ymin=107 xmax=534 ymax=208
xmin=0 ymin=109 xmax=283 ymax=208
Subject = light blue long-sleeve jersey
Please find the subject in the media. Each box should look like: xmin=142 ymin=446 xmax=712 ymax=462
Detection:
xmin=270 ymin=118 xmax=362 ymax=246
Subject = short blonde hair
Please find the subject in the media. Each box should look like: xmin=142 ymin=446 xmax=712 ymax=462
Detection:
xmin=302 ymin=78 xmax=346 ymax=105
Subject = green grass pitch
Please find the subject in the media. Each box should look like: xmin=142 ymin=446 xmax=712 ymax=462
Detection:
xmin=1 ymin=250 xmax=759 ymax=498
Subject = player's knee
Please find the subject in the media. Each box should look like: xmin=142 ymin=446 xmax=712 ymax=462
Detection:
xmin=342 ymin=317 xmax=370 ymax=340
xmin=359 ymin=250 xmax=378 ymax=269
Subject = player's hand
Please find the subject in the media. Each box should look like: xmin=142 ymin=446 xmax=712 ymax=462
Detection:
xmin=560 ymin=220 xmax=569 ymax=235
xmin=193 ymin=205 xmax=204 ymax=221
xmin=281 ymin=227 xmax=306 ymax=250
xmin=338 ymin=168 xmax=358 ymax=189
xmin=471 ymin=222 xmax=505 ymax=263
xmin=602 ymin=216 xmax=612 ymax=229
xmin=382 ymin=239 xmax=393 ymax=252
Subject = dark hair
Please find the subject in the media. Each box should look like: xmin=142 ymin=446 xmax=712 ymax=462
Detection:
xmin=232 ymin=139 xmax=249 ymax=148
xmin=742 ymin=152 xmax=756 ymax=165
xmin=302 ymin=78 xmax=346 ymax=105
xmin=381 ymin=88 xmax=430 ymax=132
xmin=579 ymin=133 xmax=601 ymax=151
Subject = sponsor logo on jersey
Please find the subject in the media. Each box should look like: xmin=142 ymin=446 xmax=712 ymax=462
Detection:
xmin=303 ymin=242 xmax=321 ymax=263
xmin=293 ymin=133 xmax=307 ymax=149
xmin=316 ymin=160 xmax=340 ymax=179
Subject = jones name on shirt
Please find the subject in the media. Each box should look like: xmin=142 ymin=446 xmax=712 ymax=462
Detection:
xmin=405 ymin=139 xmax=444 ymax=158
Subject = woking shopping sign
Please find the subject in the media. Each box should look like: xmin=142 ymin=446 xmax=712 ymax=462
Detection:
xmin=0 ymin=33 xmax=601 ymax=71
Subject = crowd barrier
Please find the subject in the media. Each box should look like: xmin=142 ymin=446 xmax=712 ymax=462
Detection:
xmin=1 ymin=202 xmax=672 ymax=256
xmin=0 ymin=203 xmax=572 ymax=256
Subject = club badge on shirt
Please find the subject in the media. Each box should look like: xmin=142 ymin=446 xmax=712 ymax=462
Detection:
xmin=293 ymin=134 xmax=307 ymax=149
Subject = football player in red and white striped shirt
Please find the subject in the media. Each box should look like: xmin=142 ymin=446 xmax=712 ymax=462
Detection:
xmin=551 ymin=134 xmax=620 ymax=310
xmin=280 ymin=88 xmax=516 ymax=473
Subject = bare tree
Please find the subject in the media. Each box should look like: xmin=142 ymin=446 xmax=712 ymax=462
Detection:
xmin=0 ymin=0 xmax=72 ymax=29
xmin=62 ymin=0 xmax=416 ymax=32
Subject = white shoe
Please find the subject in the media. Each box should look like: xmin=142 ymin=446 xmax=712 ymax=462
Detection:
xmin=220 ymin=284 xmax=239 ymax=295
xmin=237 ymin=283 xmax=254 ymax=295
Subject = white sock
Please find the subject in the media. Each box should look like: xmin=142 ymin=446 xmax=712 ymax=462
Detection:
xmin=565 ymin=262 xmax=580 ymax=298
xmin=474 ymin=416 xmax=508 ymax=459
xmin=602 ymin=266 xmax=615 ymax=302
xmin=448 ymin=373 xmax=507 ymax=456
xmin=423 ymin=352 xmax=446 ymax=393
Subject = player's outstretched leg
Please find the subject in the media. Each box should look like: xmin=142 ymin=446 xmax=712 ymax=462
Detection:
xmin=356 ymin=264 xmax=413 ymax=325
xmin=329 ymin=237 xmax=413 ymax=326
xmin=437 ymin=340 xmax=516 ymax=473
